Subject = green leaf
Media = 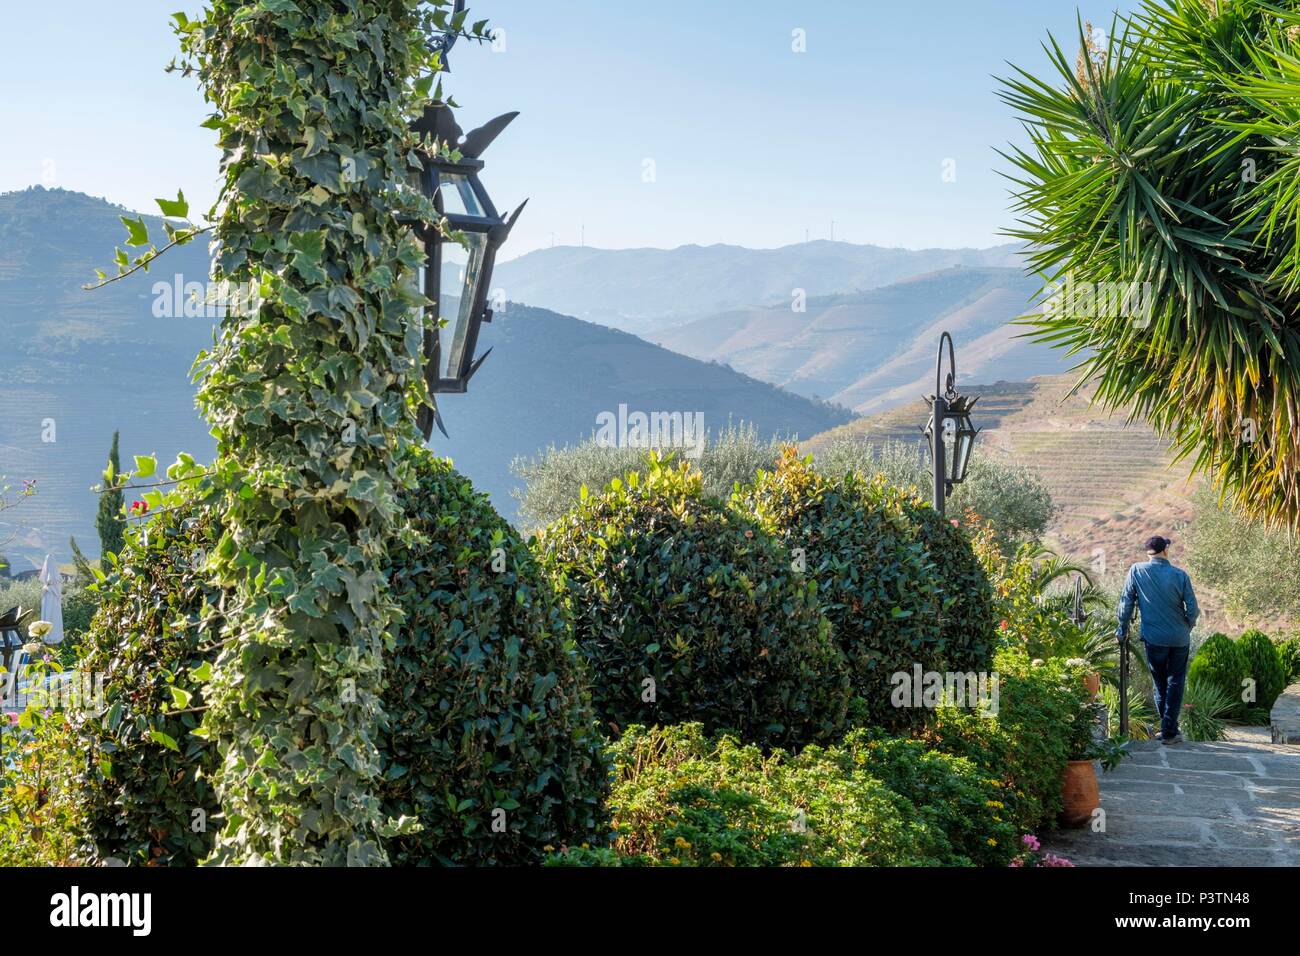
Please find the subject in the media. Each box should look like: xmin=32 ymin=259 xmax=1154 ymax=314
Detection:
xmin=134 ymin=454 xmax=157 ymax=479
xmin=155 ymin=189 xmax=189 ymax=219
xmin=121 ymin=216 xmax=149 ymax=247
xmin=150 ymin=729 xmax=180 ymax=752
xmin=288 ymin=231 xmax=328 ymax=284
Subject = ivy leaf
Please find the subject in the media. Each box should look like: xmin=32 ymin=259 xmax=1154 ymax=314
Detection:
xmin=134 ymin=454 xmax=157 ymax=479
xmin=289 ymin=231 xmax=328 ymax=284
xmin=170 ymin=687 xmax=193 ymax=709
xmin=302 ymin=127 xmax=328 ymax=158
xmin=155 ymin=189 xmax=189 ymax=219
xmin=292 ymin=151 xmax=341 ymax=191
xmin=214 ymin=533 xmax=236 ymax=561
xmin=121 ymin=216 xmax=150 ymax=247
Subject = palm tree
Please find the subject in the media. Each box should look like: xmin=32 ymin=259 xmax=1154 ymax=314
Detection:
xmin=1001 ymin=1 xmax=1300 ymax=529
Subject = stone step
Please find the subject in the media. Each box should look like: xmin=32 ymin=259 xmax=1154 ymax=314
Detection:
xmin=1044 ymin=736 xmax=1300 ymax=867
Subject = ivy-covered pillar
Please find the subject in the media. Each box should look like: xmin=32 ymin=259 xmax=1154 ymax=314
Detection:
xmin=177 ymin=0 xmax=446 ymax=865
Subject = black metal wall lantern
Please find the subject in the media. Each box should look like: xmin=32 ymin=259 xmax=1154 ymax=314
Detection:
xmin=921 ymin=331 xmax=980 ymax=516
xmin=406 ymin=6 xmax=525 ymax=439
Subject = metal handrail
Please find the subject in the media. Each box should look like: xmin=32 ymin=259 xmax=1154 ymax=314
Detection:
xmin=1119 ymin=637 xmax=1130 ymax=737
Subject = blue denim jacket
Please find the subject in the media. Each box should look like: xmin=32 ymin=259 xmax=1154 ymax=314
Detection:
xmin=1116 ymin=556 xmax=1199 ymax=646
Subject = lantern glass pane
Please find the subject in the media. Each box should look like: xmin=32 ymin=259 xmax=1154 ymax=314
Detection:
xmin=440 ymin=231 xmax=490 ymax=379
xmin=941 ymin=416 xmax=956 ymax=476
xmin=953 ymin=419 xmax=975 ymax=483
xmin=437 ymin=172 xmax=483 ymax=217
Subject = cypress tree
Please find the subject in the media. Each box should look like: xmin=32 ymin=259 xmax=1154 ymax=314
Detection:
xmin=95 ymin=430 xmax=125 ymax=558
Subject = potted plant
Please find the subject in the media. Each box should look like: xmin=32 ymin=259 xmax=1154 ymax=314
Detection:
xmin=1068 ymin=657 xmax=1101 ymax=700
xmin=1059 ymin=695 xmax=1126 ymax=826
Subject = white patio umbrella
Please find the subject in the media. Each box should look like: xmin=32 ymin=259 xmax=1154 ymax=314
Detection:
xmin=39 ymin=554 xmax=64 ymax=645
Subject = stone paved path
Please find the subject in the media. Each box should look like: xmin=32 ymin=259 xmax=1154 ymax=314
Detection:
xmin=1045 ymin=727 xmax=1300 ymax=866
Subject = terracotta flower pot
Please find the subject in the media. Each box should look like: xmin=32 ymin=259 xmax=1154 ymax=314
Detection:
xmin=1083 ymin=671 xmax=1101 ymax=700
xmin=1059 ymin=759 xmax=1100 ymax=827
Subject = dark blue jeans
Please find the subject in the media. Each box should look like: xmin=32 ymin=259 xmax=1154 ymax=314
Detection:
xmin=1143 ymin=641 xmax=1189 ymax=738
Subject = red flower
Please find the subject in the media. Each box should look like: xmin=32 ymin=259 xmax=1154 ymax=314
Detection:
xmin=129 ymin=500 xmax=149 ymax=516
xmin=999 ymin=620 xmax=1009 ymax=631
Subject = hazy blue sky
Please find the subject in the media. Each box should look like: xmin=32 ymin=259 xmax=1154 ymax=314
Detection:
xmin=0 ymin=1 xmax=1133 ymax=257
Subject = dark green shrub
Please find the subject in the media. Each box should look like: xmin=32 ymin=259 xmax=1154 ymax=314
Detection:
xmin=1237 ymin=629 xmax=1286 ymax=713
xmin=901 ymin=500 xmax=996 ymax=674
xmin=924 ymin=649 xmax=1090 ymax=833
xmin=1276 ymin=636 xmax=1300 ymax=685
xmin=61 ymin=584 xmax=99 ymax=642
xmin=75 ymin=452 xmax=608 ymax=868
xmin=1188 ymin=633 xmax=1249 ymax=714
xmin=378 ymin=451 xmax=607 ymax=865
xmin=73 ymin=498 xmax=222 ymax=865
xmin=536 ymin=454 xmax=851 ymax=750
xmin=585 ymin=723 xmax=951 ymax=866
xmin=734 ymin=448 xmax=994 ymax=731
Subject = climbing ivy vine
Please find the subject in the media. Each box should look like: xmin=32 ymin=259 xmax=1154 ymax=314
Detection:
xmin=88 ymin=0 xmax=492 ymax=865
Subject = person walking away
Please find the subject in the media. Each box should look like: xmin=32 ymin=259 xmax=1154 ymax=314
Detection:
xmin=1116 ymin=535 xmax=1199 ymax=745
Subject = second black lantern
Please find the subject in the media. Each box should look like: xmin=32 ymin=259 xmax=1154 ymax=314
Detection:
xmin=407 ymin=102 xmax=526 ymax=439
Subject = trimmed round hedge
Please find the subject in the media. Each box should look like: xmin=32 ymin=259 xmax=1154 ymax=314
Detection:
xmin=1189 ymin=633 xmax=1248 ymax=712
xmin=536 ymin=455 xmax=851 ymax=750
xmin=378 ymin=450 xmax=607 ymax=865
xmin=74 ymin=451 xmax=607 ymax=866
xmin=733 ymin=449 xmax=995 ymax=731
xmin=73 ymin=497 xmax=222 ymax=866
xmin=1237 ymin=629 xmax=1286 ymax=712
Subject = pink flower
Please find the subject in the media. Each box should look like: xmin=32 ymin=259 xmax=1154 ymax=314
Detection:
xmin=1008 ymin=858 xmax=1024 ymax=867
xmin=1040 ymin=853 xmax=1075 ymax=867
xmin=950 ymin=519 xmax=960 ymax=527
xmin=1021 ymin=834 xmax=1041 ymax=852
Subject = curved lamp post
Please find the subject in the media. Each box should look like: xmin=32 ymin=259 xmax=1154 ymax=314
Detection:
xmin=406 ymin=4 xmax=525 ymax=440
xmin=921 ymin=332 xmax=979 ymax=516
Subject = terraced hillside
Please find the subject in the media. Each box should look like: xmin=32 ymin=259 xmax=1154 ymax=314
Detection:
xmin=803 ymin=378 xmax=1043 ymax=448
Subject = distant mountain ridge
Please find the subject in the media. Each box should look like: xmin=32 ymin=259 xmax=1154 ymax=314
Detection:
xmin=653 ymin=265 xmax=1073 ymax=413
xmin=491 ymin=239 xmax=1028 ymax=334
xmin=0 ymin=187 xmax=850 ymax=568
